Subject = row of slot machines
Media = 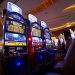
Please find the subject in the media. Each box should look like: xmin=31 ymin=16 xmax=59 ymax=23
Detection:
xmin=2 ymin=2 xmax=53 ymax=75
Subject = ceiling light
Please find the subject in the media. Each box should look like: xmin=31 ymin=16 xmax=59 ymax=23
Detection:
xmin=63 ymin=4 xmax=75 ymax=12
xmin=50 ymin=21 xmax=75 ymax=31
xmin=66 ymin=24 xmax=71 ymax=27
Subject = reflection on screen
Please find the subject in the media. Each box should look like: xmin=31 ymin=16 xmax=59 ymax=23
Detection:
xmin=32 ymin=27 xmax=41 ymax=37
xmin=5 ymin=32 xmax=26 ymax=42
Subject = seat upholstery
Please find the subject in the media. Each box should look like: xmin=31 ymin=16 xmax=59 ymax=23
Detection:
xmin=45 ymin=73 xmax=62 ymax=75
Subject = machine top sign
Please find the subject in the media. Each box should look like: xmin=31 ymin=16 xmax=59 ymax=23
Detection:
xmin=7 ymin=2 xmax=22 ymax=15
xmin=41 ymin=21 xmax=47 ymax=28
xmin=28 ymin=14 xmax=37 ymax=23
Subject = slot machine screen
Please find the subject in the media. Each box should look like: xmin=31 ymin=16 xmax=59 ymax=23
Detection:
xmin=46 ymin=39 xmax=51 ymax=44
xmin=5 ymin=32 xmax=26 ymax=42
xmin=5 ymin=20 xmax=25 ymax=34
xmin=44 ymin=29 xmax=50 ymax=39
xmin=46 ymin=39 xmax=51 ymax=49
xmin=5 ymin=32 xmax=26 ymax=46
xmin=32 ymin=37 xmax=42 ymax=46
xmin=32 ymin=37 xmax=42 ymax=43
xmin=4 ymin=20 xmax=26 ymax=46
xmin=32 ymin=27 xmax=41 ymax=37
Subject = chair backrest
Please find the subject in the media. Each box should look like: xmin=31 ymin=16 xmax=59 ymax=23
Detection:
xmin=64 ymin=38 xmax=75 ymax=75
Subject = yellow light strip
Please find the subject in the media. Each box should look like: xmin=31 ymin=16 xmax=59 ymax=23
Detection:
xmin=63 ymin=4 xmax=75 ymax=11
xmin=50 ymin=21 xmax=75 ymax=31
xmin=50 ymin=25 xmax=65 ymax=31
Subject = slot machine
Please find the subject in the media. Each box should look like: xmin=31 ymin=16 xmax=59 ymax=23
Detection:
xmin=28 ymin=14 xmax=47 ymax=69
xmin=3 ymin=2 xmax=29 ymax=75
xmin=41 ymin=21 xmax=55 ymax=61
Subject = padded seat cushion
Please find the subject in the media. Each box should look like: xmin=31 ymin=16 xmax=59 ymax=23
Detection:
xmin=45 ymin=73 xmax=62 ymax=75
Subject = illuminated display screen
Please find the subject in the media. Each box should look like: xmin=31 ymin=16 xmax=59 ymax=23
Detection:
xmin=32 ymin=27 xmax=41 ymax=37
xmin=7 ymin=2 xmax=22 ymax=15
xmin=32 ymin=37 xmax=42 ymax=43
xmin=5 ymin=32 xmax=26 ymax=46
xmin=5 ymin=32 xmax=26 ymax=42
xmin=46 ymin=39 xmax=51 ymax=44
xmin=28 ymin=14 xmax=37 ymax=22
xmin=6 ymin=20 xmax=25 ymax=34
xmin=32 ymin=37 xmax=42 ymax=46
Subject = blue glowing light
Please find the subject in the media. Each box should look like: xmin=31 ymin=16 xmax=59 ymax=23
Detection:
xmin=14 ymin=58 xmax=23 ymax=67
xmin=13 ymin=34 xmax=19 ymax=37
xmin=16 ymin=62 xmax=21 ymax=66
xmin=40 ymin=56 xmax=43 ymax=59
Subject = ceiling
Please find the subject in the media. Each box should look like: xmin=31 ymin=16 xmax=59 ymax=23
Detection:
xmin=0 ymin=0 xmax=43 ymax=12
xmin=0 ymin=0 xmax=75 ymax=32
xmin=35 ymin=0 xmax=75 ymax=30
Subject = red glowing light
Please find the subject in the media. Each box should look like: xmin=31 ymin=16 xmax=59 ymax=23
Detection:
xmin=38 ymin=43 xmax=39 ymax=45
xmin=28 ymin=38 xmax=31 ymax=41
